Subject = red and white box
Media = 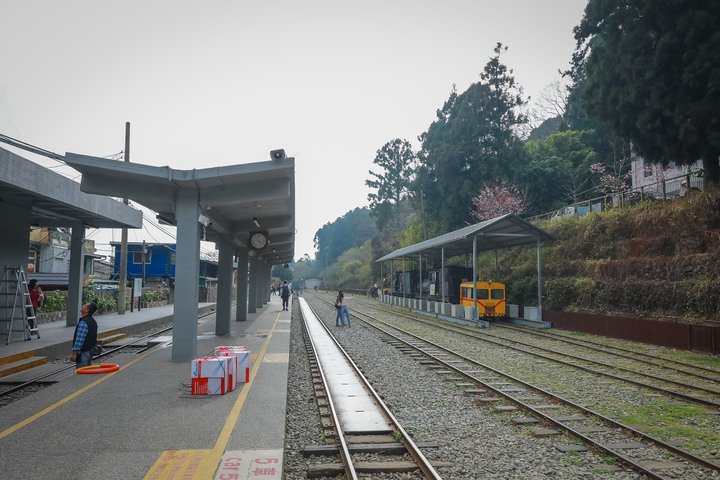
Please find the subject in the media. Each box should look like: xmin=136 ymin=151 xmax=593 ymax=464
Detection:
xmin=191 ymin=357 xmax=230 ymax=395
xmin=216 ymin=346 xmax=247 ymax=353
xmin=191 ymin=377 xmax=226 ymax=395
xmin=215 ymin=346 xmax=251 ymax=384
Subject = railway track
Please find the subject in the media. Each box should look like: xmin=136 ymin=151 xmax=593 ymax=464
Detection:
xmin=311 ymin=294 xmax=720 ymax=479
xmin=297 ymin=297 xmax=448 ymax=478
xmin=359 ymin=299 xmax=720 ymax=407
xmin=494 ymin=322 xmax=720 ymax=382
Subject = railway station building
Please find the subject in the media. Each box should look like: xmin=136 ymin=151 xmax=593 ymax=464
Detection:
xmin=1 ymin=145 xmax=295 ymax=363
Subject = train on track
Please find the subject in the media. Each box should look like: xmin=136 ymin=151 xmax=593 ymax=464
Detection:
xmin=459 ymin=280 xmax=506 ymax=317
xmin=391 ymin=266 xmax=506 ymax=318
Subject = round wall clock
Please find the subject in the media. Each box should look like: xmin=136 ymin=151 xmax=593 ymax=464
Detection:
xmin=249 ymin=231 xmax=269 ymax=250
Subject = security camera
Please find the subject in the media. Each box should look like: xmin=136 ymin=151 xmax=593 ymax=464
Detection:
xmin=270 ymin=149 xmax=286 ymax=161
xmin=198 ymin=214 xmax=211 ymax=227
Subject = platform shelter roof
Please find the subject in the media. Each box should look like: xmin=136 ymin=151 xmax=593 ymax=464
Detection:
xmin=0 ymin=147 xmax=142 ymax=229
xmin=64 ymin=152 xmax=295 ymax=265
xmin=376 ymin=214 xmax=555 ymax=262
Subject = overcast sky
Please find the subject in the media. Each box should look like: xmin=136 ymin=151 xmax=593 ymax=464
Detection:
xmin=1 ymin=0 xmax=587 ymax=261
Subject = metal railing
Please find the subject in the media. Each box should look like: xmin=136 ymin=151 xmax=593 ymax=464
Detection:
xmin=530 ymin=171 xmax=704 ymax=222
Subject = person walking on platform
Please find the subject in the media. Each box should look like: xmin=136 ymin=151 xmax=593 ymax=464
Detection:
xmin=70 ymin=302 xmax=98 ymax=369
xmin=335 ymin=290 xmax=353 ymax=327
xmin=280 ymin=280 xmax=291 ymax=311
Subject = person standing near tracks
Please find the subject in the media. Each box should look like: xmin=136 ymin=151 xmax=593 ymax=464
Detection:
xmin=280 ymin=280 xmax=291 ymax=311
xmin=335 ymin=290 xmax=353 ymax=327
xmin=70 ymin=302 xmax=98 ymax=369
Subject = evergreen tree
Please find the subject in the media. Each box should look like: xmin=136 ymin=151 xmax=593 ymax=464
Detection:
xmin=571 ymin=0 xmax=720 ymax=184
xmin=521 ymin=130 xmax=597 ymax=214
xmin=417 ymin=44 xmax=528 ymax=230
xmin=366 ymin=139 xmax=416 ymax=209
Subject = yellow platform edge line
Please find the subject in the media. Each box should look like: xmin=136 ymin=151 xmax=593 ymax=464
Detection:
xmin=0 ymin=348 xmax=160 ymax=441
xmin=144 ymin=311 xmax=281 ymax=480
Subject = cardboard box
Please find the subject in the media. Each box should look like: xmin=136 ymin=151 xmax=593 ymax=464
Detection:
xmin=191 ymin=377 xmax=226 ymax=395
xmin=216 ymin=347 xmax=251 ymax=383
xmin=191 ymin=357 xmax=230 ymax=379
xmin=225 ymin=355 xmax=237 ymax=391
xmin=190 ymin=357 xmax=233 ymax=395
xmin=215 ymin=346 xmax=247 ymax=353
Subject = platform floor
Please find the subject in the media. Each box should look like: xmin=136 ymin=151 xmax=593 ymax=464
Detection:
xmin=0 ymin=295 xmax=290 ymax=480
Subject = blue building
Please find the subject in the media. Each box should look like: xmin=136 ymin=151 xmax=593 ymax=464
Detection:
xmin=111 ymin=242 xmax=221 ymax=288
xmin=111 ymin=242 xmax=176 ymax=283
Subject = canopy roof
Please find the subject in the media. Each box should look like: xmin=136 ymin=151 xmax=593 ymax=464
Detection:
xmin=64 ymin=152 xmax=295 ymax=265
xmin=376 ymin=214 xmax=555 ymax=262
xmin=0 ymin=147 xmax=142 ymax=229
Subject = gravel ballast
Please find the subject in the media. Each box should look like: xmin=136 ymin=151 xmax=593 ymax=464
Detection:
xmin=283 ymin=295 xmax=655 ymax=479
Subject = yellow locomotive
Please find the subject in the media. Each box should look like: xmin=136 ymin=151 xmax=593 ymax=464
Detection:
xmin=459 ymin=281 xmax=506 ymax=318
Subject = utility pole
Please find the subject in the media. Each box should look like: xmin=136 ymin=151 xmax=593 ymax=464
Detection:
xmin=118 ymin=122 xmax=130 ymax=314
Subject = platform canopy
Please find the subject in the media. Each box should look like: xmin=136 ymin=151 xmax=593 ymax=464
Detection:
xmin=376 ymin=214 xmax=555 ymax=262
xmin=0 ymin=147 xmax=142 ymax=229
xmin=64 ymin=152 xmax=295 ymax=265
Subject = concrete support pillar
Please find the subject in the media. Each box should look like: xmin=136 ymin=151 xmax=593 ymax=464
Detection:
xmin=0 ymin=203 xmax=30 ymax=325
xmin=235 ymin=248 xmax=248 ymax=321
xmin=215 ymin=240 xmax=233 ymax=336
xmin=255 ymin=262 xmax=264 ymax=309
xmin=172 ymin=188 xmax=201 ymax=363
xmin=248 ymin=256 xmax=257 ymax=314
xmin=262 ymin=265 xmax=270 ymax=304
xmin=66 ymin=221 xmax=85 ymax=327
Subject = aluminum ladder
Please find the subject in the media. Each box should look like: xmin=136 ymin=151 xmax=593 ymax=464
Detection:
xmin=0 ymin=266 xmax=40 ymax=344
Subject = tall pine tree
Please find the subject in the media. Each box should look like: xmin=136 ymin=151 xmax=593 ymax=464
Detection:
xmin=417 ymin=44 xmax=528 ymax=230
xmin=572 ymin=0 xmax=720 ymax=184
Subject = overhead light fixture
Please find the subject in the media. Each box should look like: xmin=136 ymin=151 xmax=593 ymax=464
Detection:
xmin=253 ymin=217 xmax=261 ymax=228
xmin=157 ymin=214 xmax=175 ymax=226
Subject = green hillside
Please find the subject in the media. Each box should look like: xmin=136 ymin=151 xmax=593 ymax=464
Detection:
xmin=486 ymin=192 xmax=720 ymax=324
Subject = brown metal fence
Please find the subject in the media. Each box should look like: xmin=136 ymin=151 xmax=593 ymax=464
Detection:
xmin=544 ymin=310 xmax=719 ymax=355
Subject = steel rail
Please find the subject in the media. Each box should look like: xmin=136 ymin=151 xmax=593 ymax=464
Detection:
xmin=495 ymin=322 xmax=720 ymax=381
xmin=359 ymin=299 xmax=720 ymax=407
xmin=349 ymin=310 xmax=675 ymax=480
xmin=298 ymin=299 xmax=358 ymax=480
xmin=299 ymin=297 xmax=443 ymax=480
xmin=330 ymin=297 xmax=720 ymax=478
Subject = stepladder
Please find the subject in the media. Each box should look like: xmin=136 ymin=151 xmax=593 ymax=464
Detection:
xmin=1 ymin=266 xmax=40 ymax=344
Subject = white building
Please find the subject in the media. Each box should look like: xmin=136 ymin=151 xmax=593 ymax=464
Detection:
xmin=630 ymin=155 xmax=703 ymax=199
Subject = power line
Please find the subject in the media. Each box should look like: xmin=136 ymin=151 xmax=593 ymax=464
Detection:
xmin=0 ymin=132 xmax=65 ymax=161
xmin=2 ymin=133 xmax=220 ymax=257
